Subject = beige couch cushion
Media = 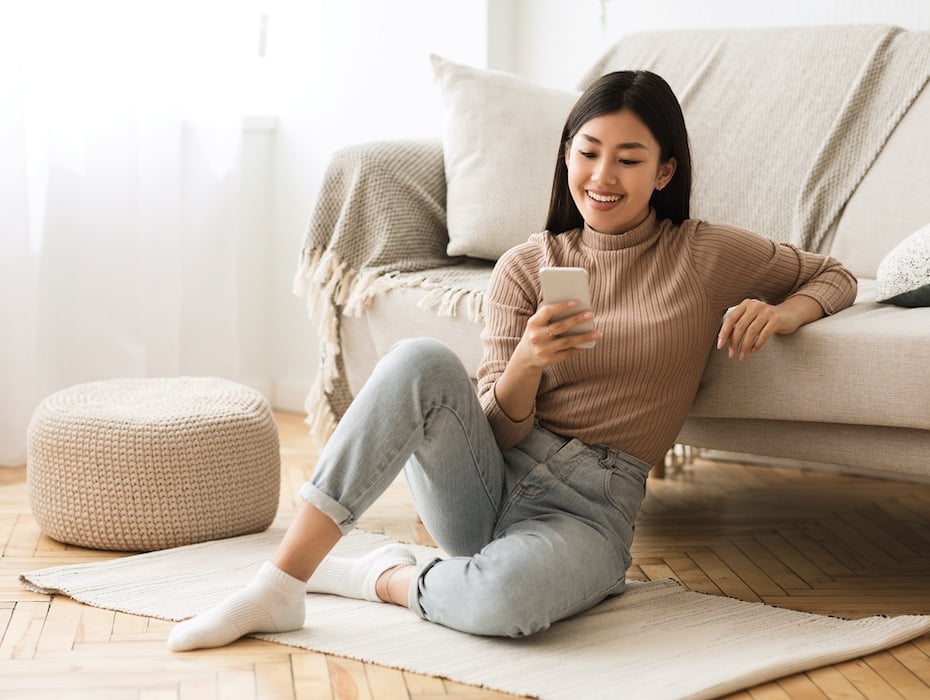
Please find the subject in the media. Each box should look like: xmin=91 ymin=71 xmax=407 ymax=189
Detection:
xmin=689 ymin=280 xmax=930 ymax=432
xmin=341 ymin=285 xmax=486 ymax=397
xmin=829 ymin=85 xmax=930 ymax=278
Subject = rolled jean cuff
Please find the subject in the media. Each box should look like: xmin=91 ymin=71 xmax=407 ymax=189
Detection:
xmin=408 ymin=556 xmax=444 ymax=618
xmin=298 ymin=482 xmax=356 ymax=535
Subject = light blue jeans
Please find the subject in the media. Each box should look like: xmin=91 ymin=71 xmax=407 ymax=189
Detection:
xmin=300 ymin=338 xmax=650 ymax=637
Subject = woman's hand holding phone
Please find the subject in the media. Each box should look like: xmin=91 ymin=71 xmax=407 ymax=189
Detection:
xmin=540 ymin=267 xmax=598 ymax=348
xmin=494 ymin=268 xmax=601 ymax=423
xmin=513 ymin=267 xmax=600 ymax=370
xmin=517 ymin=300 xmax=598 ymax=369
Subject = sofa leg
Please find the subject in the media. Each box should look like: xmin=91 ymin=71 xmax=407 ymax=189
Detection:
xmin=657 ymin=444 xmax=696 ymax=479
xmin=650 ymin=460 xmax=666 ymax=479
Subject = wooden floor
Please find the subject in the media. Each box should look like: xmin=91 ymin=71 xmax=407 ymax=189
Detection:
xmin=2 ymin=412 xmax=930 ymax=699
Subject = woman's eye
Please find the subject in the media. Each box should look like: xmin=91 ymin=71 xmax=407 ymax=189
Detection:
xmin=619 ymin=159 xmax=640 ymax=166
xmin=579 ymin=150 xmax=596 ymax=159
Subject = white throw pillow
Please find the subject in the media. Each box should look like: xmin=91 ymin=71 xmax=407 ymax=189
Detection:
xmin=431 ymin=55 xmax=580 ymax=260
xmin=876 ymin=223 xmax=930 ymax=307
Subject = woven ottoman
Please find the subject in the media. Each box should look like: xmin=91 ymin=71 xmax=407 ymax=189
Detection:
xmin=26 ymin=377 xmax=281 ymax=551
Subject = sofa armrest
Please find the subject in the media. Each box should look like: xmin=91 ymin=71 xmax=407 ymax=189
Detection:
xmin=299 ymin=139 xmax=458 ymax=276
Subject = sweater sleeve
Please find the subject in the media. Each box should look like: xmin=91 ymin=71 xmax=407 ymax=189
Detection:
xmin=688 ymin=222 xmax=858 ymax=315
xmin=476 ymin=243 xmax=545 ymax=450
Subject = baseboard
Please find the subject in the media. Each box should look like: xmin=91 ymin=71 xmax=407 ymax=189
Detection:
xmin=698 ymin=448 xmax=930 ymax=485
xmin=271 ymin=380 xmax=311 ymax=415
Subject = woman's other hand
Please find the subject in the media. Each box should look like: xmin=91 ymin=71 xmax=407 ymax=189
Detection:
xmin=716 ymin=296 xmax=825 ymax=360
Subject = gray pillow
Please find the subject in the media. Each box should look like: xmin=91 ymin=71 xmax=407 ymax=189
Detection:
xmin=876 ymin=223 xmax=930 ymax=307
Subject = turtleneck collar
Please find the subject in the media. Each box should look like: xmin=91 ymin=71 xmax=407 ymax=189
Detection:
xmin=580 ymin=209 xmax=659 ymax=251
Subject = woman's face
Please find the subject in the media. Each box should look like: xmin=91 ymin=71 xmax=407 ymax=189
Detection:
xmin=564 ymin=108 xmax=676 ymax=235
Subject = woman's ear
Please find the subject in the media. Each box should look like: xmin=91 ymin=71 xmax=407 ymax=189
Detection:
xmin=655 ymin=157 xmax=677 ymax=191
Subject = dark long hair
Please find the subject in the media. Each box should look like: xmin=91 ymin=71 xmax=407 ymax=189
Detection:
xmin=545 ymin=70 xmax=692 ymax=234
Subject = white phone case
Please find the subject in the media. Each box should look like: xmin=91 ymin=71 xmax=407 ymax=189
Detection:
xmin=539 ymin=267 xmax=596 ymax=348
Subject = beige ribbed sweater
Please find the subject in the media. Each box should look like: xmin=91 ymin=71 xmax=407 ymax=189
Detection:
xmin=477 ymin=211 xmax=858 ymax=465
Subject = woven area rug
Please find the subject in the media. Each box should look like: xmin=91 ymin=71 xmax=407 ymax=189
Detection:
xmin=21 ymin=529 xmax=930 ymax=700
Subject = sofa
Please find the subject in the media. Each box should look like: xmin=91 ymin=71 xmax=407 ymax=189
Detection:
xmin=295 ymin=25 xmax=930 ymax=481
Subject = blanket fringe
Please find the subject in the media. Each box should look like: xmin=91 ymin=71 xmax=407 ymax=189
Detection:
xmin=293 ymin=246 xmax=485 ymax=444
xmin=293 ymin=249 xmax=344 ymax=444
xmin=343 ymin=270 xmax=485 ymax=323
xmin=302 ymin=376 xmax=337 ymax=447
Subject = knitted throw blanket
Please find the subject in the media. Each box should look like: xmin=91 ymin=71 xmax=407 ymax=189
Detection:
xmin=295 ymin=27 xmax=930 ymax=443
xmin=292 ymin=140 xmax=491 ymax=439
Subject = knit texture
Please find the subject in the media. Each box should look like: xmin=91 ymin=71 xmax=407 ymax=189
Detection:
xmin=26 ymin=377 xmax=280 ymax=551
xmin=477 ymin=214 xmax=857 ymax=466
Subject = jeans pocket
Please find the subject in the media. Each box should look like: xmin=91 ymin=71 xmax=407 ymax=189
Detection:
xmin=603 ymin=464 xmax=647 ymax=530
xmin=494 ymin=462 xmax=554 ymax=530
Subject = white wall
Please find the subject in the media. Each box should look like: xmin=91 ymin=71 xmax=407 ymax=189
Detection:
xmin=509 ymin=0 xmax=930 ymax=89
xmin=262 ymin=2 xmax=492 ymax=411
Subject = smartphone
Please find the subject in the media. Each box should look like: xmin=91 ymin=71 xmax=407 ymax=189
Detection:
xmin=539 ymin=266 xmax=596 ymax=349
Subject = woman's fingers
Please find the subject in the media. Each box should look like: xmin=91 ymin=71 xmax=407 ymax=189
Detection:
xmin=718 ymin=300 xmax=778 ymax=360
xmin=524 ymin=302 xmax=599 ymax=366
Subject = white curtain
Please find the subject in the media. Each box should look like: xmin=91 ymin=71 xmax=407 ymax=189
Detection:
xmin=0 ymin=2 xmax=260 ymax=466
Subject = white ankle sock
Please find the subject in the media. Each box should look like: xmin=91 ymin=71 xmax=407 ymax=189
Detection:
xmin=306 ymin=544 xmax=416 ymax=602
xmin=167 ymin=561 xmax=306 ymax=652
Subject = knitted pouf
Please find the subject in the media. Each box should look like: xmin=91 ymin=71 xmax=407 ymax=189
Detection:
xmin=26 ymin=377 xmax=281 ymax=552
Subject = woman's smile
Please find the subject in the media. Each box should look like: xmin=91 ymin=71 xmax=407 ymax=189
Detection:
xmin=586 ymin=190 xmax=623 ymax=206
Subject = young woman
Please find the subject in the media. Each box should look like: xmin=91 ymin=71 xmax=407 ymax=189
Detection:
xmin=168 ymin=70 xmax=857 ymax=650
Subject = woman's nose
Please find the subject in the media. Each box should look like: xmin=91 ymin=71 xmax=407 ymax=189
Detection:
xmin=592 ymin=158 xmax=617 ymax=184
